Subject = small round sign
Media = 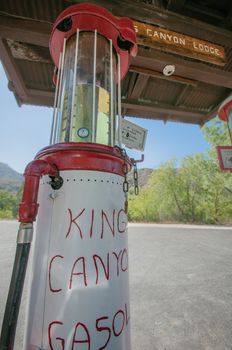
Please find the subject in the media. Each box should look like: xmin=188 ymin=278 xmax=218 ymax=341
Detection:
xmin=77 ymin=127 xmax=89 ymax=138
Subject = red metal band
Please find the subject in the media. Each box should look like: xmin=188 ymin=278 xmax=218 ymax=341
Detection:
xmin=50 ymin=3 xmax=137 ymax=80
xmin=35 ymin=143 xmax=131 ymax=176
xmin=218 ymin=100 xmax=232 ymax=122
xmin=19 ymin=160 xmax=59 ymax=223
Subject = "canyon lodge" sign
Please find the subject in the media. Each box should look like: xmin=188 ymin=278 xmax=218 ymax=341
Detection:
xmin=133 ymin=21 xmax=226 ymax=66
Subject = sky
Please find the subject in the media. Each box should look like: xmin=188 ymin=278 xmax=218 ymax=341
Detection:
xmin=0 ymin=62 xmax=211 ymax=174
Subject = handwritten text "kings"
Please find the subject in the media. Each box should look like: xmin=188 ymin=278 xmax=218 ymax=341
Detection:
xmin=65 ymin=208 xmax=127 ymax=239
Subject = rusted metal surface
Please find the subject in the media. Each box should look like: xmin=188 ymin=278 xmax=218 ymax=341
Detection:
xmin=7 ymin=40 xmax=51 ymax=64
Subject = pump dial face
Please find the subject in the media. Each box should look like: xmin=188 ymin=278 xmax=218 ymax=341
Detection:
xmin=77 ymin=127 xmax=89 ymax=138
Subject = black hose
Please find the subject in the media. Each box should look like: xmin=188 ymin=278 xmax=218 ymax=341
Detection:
xmin=0 ymin=243 xmax=30 ymax=350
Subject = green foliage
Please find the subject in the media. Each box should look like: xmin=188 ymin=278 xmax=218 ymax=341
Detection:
xmin=0 ymin=183 xmax=22 ymax=219
xmin=128 ymin=187 xmax=158 ymax=222
xmin=129 ymin=119 xmax=232 ymax=224
xmin=128 ymin=155 xmax=232 ymax=224
xmin=202 ymin=117 xmax=230 ymax=158
xmin=202 ymin=118 xmax=229 ymax=146
xmin=0 ymin=190 xmax=18 ymax=219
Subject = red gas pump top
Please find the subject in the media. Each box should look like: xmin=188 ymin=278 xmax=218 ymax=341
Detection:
xmin=218 ymin=95 xmax=232 ymax=122
xmin=50 ymin=3 xmax=137 ymax=81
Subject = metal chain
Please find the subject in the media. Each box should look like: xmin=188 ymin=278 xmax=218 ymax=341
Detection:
xmin=122 ymin=152 xmax=129 ymax=213
xmin=121 ymin=149 xmax=129 ymax=194
xmin=133 ymin=162 xmax=139 ymax=195
xmin=115 ymin=146 xmax=129 ymax=194
xmin=115 ymin=146 xmax=140 ymax=209
xmin=115 ymin=146 xmax=129 ymax=213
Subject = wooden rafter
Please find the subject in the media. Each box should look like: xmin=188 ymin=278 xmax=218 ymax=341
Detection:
xmin=174 ymin=85 xmax=190 ymax=106
xmin=0 ymin=38 xmax=27 ymax=102
xmin=200 ymin=90 xmax=232 ymax=125
xmin=133 ymin=48 xmax=232 ymax=89
xmin=1 ymin=14 xmax=232 ymax=90
xmin=0 ymin=1 xmax=232 ymax=126
xmin=26 ymin=89 xmax=54 ymax=106
xmin=129 ymin=75 xmax=149 ymax=100
xmin=166 ymin=0 xmax=185 ymax=11
xmin=221 ymin=5 xmax=232 ymax=29
xmin=0 ymin=15 xmax=50 ymax=47
xmin=130 ymin=65 xmax=198 ymax=86
xmin=89 ymin=0 xmax=232 ymax=47
xmin=121 ymin=99 xmax=204 ymax=119
xmin=1 ymin=0 xmax=232 ymax=48
xmin=185 ymin=1 xmax=224 ymax=21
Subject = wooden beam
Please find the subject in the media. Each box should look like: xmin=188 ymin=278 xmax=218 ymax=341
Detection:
xmin=6 ymin=39 xmax=51 ymax=63
xmin=26 ymin=90 xmax=54 ymax=107
xmin=221 ymin=5 xmax=232 ymax=29
xmin=174 ymin=85 xmax=190 ymax=106
xmin=0 ymin=15 xmax=50 ymax=47
xmin=123 ymin=72 xmax=137 ymax=99
xmin=1 ymin=0 xmax=232 ymax=49
xmin=80 ymin=0 xmax=232 ymax=48
xmin=130 ymin=75 xmax=149 ymax=99
xmin=200 ymin=105 xmax=218 ymax=126
xmin=27 ymin=89 xmax=54 ymax=97
xmin=133 ymin=48 xmax=232 ymax=89
xmin=200 ymin=91 xmax=232 ymax=126
xmin=134 ymin=20 xmax=225 ymax=66
xmin=166 ymin=0 xmax=186 ymax=11
xmin=185 ymin=1 xmax=224 ymax=21
xmin=130 ymin=65 xmax=198 ymax=86
xmin=0 ymin=38 xmax=28 ymax=100
xmin=121 ymin=99 xmax=204 ymax=119
xmin=124 ymin=109 xmax=202 ymax=125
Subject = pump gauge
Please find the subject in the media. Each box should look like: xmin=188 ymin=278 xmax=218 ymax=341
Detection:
xmin=77 ymin=127 xmax=89 ymax=138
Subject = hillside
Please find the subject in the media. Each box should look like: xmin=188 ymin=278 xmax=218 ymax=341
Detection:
xmin=0 ymin=163 xmax=23 ymax=193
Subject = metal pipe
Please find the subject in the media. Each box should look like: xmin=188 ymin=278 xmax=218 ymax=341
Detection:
xmin=50 ymin=53 xmax=62 ymax=145
xmin=70 ymin=29 xmax=79 ymax=142
xmin=0 ymin=223 xmax=33 ymax=350
xmin=117 ymin=54 xmax=122 ymax=147
xmin=92 ymin=30 xmax=97 ymax=142
xmin=110 ymin=39 xmax=114 ymax=146
xmin=18 ymin=159 xmax=58 ymax=223
xmin=56 ymin=38 xmax=66 ymax=143
xmin=0 ymin=157 xmax=61 ymax=350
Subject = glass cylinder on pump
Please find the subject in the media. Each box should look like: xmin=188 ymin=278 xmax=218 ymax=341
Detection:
xmin=53 ymin=30 xmax=118 ymax=146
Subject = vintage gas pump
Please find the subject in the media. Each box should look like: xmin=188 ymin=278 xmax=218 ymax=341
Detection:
xmin=0 ymin=4 xmax=137 ymax=350
xmin=217 ymin=96 xmax=232 ymax=171
xmin=218 ymin=95 xmax=232 ymax=143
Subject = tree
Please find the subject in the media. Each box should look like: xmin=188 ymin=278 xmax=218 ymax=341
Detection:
xmin=202 ymin=117 xmax=230 ymax=158
xmin=0 ymin=190 xmax=17 ymax=219
xmin=129 ymin=153 xmax=232 ymax=224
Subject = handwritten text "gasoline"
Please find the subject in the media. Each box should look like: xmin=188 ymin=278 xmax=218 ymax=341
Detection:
xmin=48 ymin=303 xmax=130 ymax=350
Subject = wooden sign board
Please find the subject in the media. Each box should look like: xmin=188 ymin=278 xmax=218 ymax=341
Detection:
xmin=133 ymin=21 xmax=226 ymax=66
xmin=217 ymin=146 xmax=232 ymax=171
